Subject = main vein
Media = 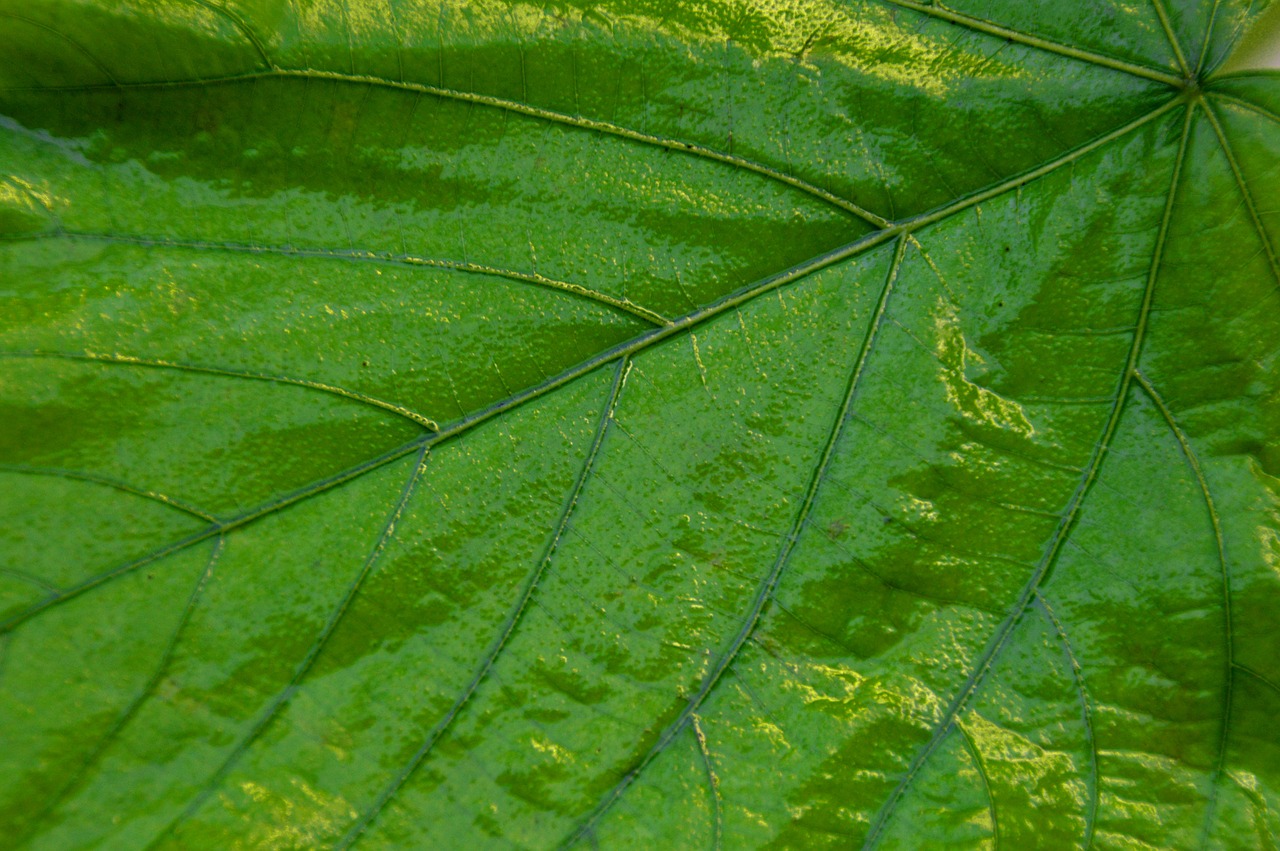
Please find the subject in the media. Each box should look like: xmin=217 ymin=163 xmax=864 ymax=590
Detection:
xmin=562 ymin=234 xmax=910 ymax=847
xmin=861 ymin=102 xmax=1194 ymax=849
xmin=0 ymin=96 xmax=1187 ymax=842
xmin=0 ymin=95 xmax=1180 ymax=639
xmin=1151 ymin=0 xmax=1192 ymax=79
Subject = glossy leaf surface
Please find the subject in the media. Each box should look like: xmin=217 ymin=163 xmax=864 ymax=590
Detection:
xmin=1 ymin=1 xmax=1279 ymax=848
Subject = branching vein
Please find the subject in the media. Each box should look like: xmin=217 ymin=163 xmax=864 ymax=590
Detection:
xmin=0 ymin=350 xmax=439 ymax=430
xmin=0 ymin=463 xmax=218 ymax=522
xmin=561 ymin=235 xmax=911 ymax=847
xmin=0 ymin=71 xmax=887 ymax=227
xmin=2 ymin=231 xmax=670 ymax=327
xmin=1199 ymin=98 xmax=1280 ymax=288
xmin=1133 ymin=370 xmax=1235 ymax=846
xmin=956 ymin=720 xmax=1000 ymax=849
xmin=11 ymin=537 xmax=225 ymax=851
xmin=861 ymin=103 xmax=1194 ymax=849
xmin=338 ymin=358 xmax=629 ymax=849
xmin=1035 ymin=592 xmax=1099 ymax=848
xmin=0 ymin=95 xmax=1180 ymax=643
xmin=1151 ymin=0 xmax=1192 ymax=78
xmin=875 ymin=0 xmax=1184 ymax=86
xmin=142 ymin=444 xmax=430 ymax=849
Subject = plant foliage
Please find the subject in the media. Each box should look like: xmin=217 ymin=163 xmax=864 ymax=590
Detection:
xmin=1 ymin=0 xmax=1279 ymax=847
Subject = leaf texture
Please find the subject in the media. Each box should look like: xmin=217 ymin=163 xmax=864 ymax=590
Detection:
xmin=1 ymin=1 xmax=1278 ymax=848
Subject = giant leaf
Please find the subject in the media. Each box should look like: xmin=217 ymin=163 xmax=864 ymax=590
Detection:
xmin=1 ymin=0 xmax=1279 ymax=847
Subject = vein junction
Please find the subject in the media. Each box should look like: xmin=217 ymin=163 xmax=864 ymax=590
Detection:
xmin=4 ymin=15 xmax=1251 ymax=838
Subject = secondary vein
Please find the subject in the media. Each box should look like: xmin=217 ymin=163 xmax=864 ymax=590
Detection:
xmin=860 ymin=102 xmax=1194 ymax=849
xmin=1 ymin=231 xmax=670 ymax=327
xmin=337 ymin=357 xmax=629 ymax=850
xmin=0 ymin=350 xmax=440 ymax=431
xmin=875 ymin=0 xmax=1185 ymax=87
xmin=141 ymin=444 xmax=431 ymax=851
xmin=0 ymin=70 xmax=887 ymax=227
xmin=561 ymin=234 xmax=911 ymax=848
xmin=0 ymin=95 xmax=1179 ymax=662
xmin=1133 ymin=371 xmax=1235 ymax=847
xmin=1198 ymin=98 xmax=1280 ymax=288
xmin=0 ymin=463 xmax=218 ymax=523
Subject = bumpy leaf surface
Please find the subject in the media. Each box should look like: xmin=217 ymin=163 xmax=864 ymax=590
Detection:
xmin=1 ymin=1 xmax=1279 ymax=848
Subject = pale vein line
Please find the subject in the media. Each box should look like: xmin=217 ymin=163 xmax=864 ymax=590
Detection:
xmin=1195 ymin=1 xmax=1258 ymax=76
xmin=11 ymin=536 xmax=226 ymax=851
xmin=562 ymin=235 xmax=911 ymax=847
xmin=1035 ymin=592 xmax=1099 ymax=849
xmin=1151 ymin=0 xmax=1192 ymax=78
xmin=143 ymin=444 xmax=430 ymax=850
xmin=1 ymin=231 xmax=670 ymax=327
xmin=1198 ymin=0 xmax=1225 ymax=76
xmin=337 ymin=357 xmax=629 ymax=850
xmin=0 ymin=463 xmax=218 ymax=522
xmin=874 ymin=0 xmax=1185 ymax=86
xmin=0 ymin=436 xmax=426 ymax=635
xmin=186 ymin=0 xmax=274 ymax=69
xmin=0 ymin=351 xmax=440 ymax=431
xmin=955 ymin=720 xmax=1000 ymax=850
xmin=0 ymin=569 xmax=58 ymax=594
xmin=1234 ymin=663 xmax=1280 ymax=699
xmin=1199 ymin=98 xmax=1280 ymax=288
xmin=1210 ymin=91 xmax=1280 ymax=129
xmin=861 ymin=103 xmax=1194 ymax=849
xmin=0 ymin=13 xmax=118 ymax=86
xmin=1133 ymin=370 xmax=1235 ymax=846
xmin=0 ymin=96 xmax=1180 ymax=639
xmin=692 ymin=715 xmax=723 ymax=851
xmin=0 ymin=72 xmax=887 ymax=228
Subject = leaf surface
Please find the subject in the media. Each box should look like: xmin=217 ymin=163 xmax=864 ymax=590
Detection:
xmin=1 ymin=1 xmax=1278 ymax=848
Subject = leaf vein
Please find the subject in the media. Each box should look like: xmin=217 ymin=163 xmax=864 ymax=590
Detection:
xmin=1133 ymin=370 xmax=1235 ymax=846
xmin=1 ymin=231 xmax=670 ymax=327
xmin=875 ymin=0 xmax=1184 ymax=86
xmin=0 ymin=463 xmax=218 ymax=522
xmin=1151 ymin=0 xmax=1193 ymax=78
xmin=955 ymin=719 xmax=1000 ymax=850
xmin=692 ymin=714 xmax=723 ymax=851
xmin=0 ymin=96 xmax=1179 ymax=640
xmin=562 ymin=235 xmax=911 ymax=846
xmin=0 ymin=350 xmax=440 ymax=430
xmin=142 ymin=444 xmax=430 ymax=850
xmin=1035 ymin=592 xmax=1099 ymax=849
xmin=0 ymin=71 xmax=888 ymax=226
xmin=861 ymin=102 xmax=1194 ymax=849
xmin=186 ymin=0 xmax=274 ymax=69
xmin=338 ymin=357 xmax=628 ymax=849
xmin=1199 ymin=97 xmax=1280 ymax=289
xmin=11 ymin=537 xmax=226 ymax=851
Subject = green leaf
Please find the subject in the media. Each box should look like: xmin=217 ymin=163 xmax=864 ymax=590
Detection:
xmin=1 ymin=1 xmax=1278 ymax=847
